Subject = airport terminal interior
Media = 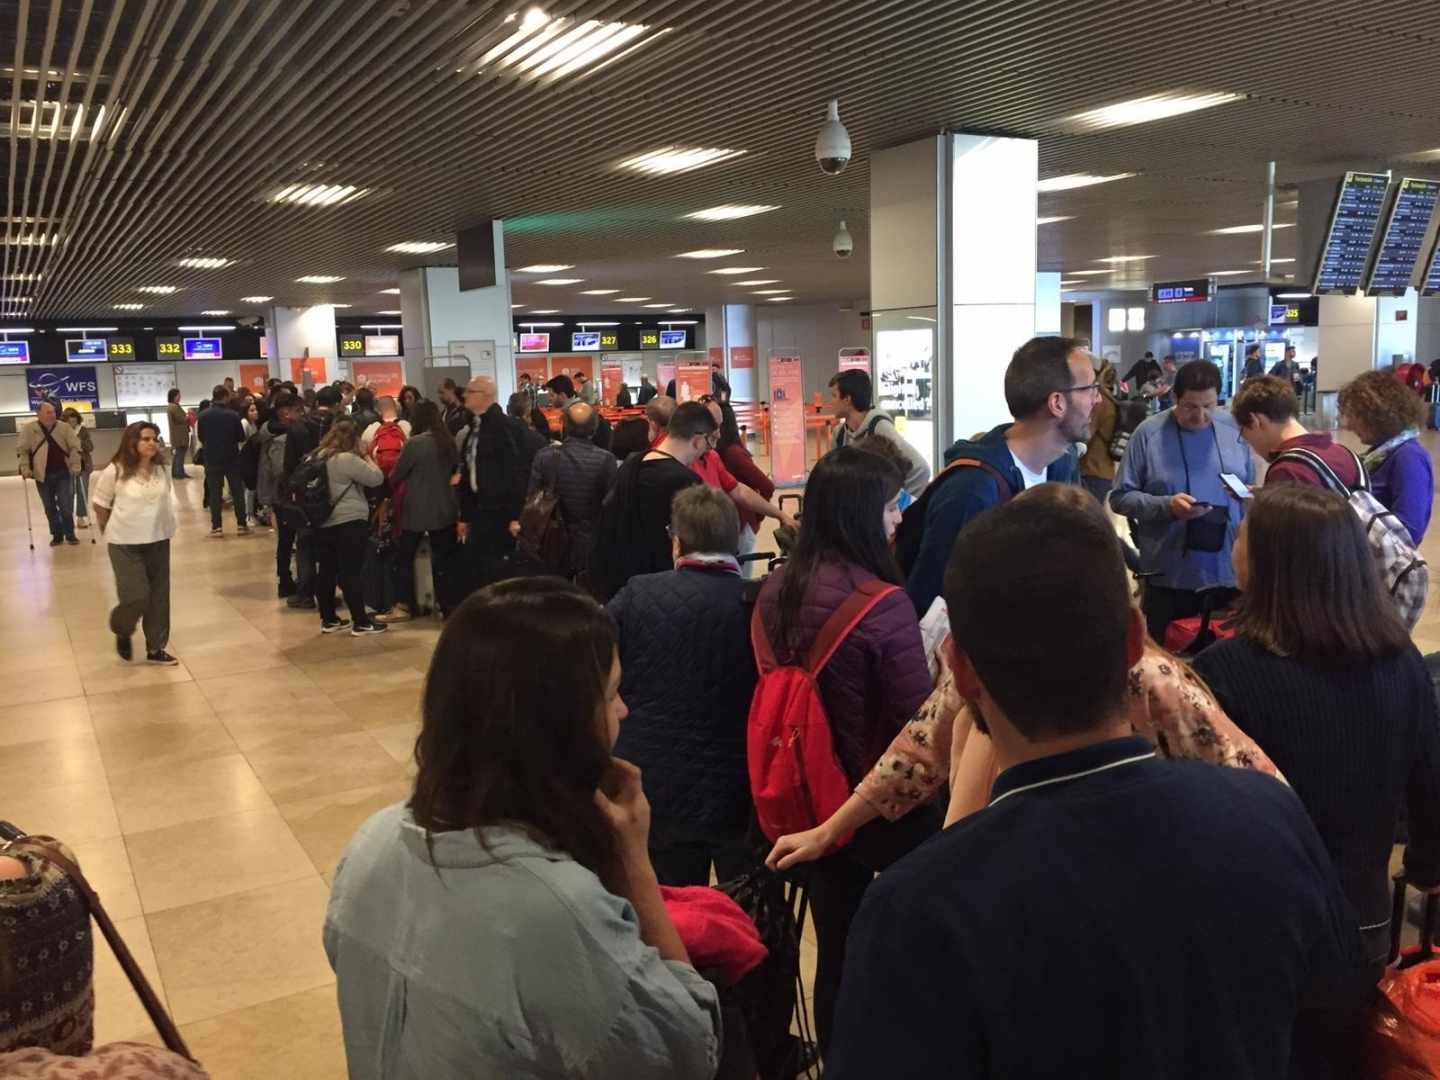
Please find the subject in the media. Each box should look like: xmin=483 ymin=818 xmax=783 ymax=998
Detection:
xmin=5 ymin=1 xmax=1440 ymax=1077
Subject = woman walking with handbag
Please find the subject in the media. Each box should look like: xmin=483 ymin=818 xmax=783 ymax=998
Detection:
xmin=90 ymin=422 xmax=180 ymax=665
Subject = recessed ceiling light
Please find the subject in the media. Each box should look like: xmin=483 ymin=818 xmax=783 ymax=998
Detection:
xmin=515 ymin=264 xmax=574 ymax=273
xmin=676 ymin=249 xmax=744 ymax=259
xmin=766 ymin=296 xmax=793 ymax=302
xmin=580 ymin=288 xmax=620 ymax=295
xmin=659 ymin=319 xmax=699 ymax=325
xmin=0 ymin=327 xmax=35 ymax=333
xmin=511 ymin=303 xmax=524 ymax=309
xmin=379 ymin=287 xmax=401 ymax=295
xmin=177 ymin=256 xmax=232 ymax=268
xmin=2 ymin=296 xmax=32 ymax=303
xmin=112 ymin=303 xmax=144 ymax=310
xmin=519 ymin=321 xmax=566 ymax=328
xmin=1275 ymin=292 xmax=1313 ymax=299
xmin=240 ymin=295 xmax=273 ymax=303
xmin=707 ymin=267 xmax=765 ymax=276
xmin=474 ymin=11 xmax=658 ymax=83
xmin=1058 ymin=91 xmax=1242 ymax=132
xmin=136 ymin=285 xmax=179 ymax=294
xmin=1094 ymin=255 xmax=1154 ymax=264
xmin=177 ymin=324 xmax=236 ymax=332
xmin=536 ymin=277 xmax=584 ymax=285
xmin=1059 ymin=279 xmax=1087 ymax=286
xmin=1 ymin=231 xmax=57 ymax=246
xmin=616 ymin=296 xmax=650 ymax=302
xmin=578 ymin=321 xmax=621 ymax=327
xmin=267 ymin=183 xmax=370 ymax=207
xmin=3 ymin=273 xmax=41 ymax=281
xmin=1251 ymin=257 xmax=1296 ymax=265
xmin=296 ymin=274 xmax=345 ymax=284
xmin=644 ymin=303 xmax=674 ymax=308
xmin=384 ymin=241 xmax=454 ymax=254
xmin=1208 ymin=270 xmax=1251 ymax=277
xmin=329 ymin=303 xmax=352 ymax=309
xmin=734 ymin=279 xmax=780 ymax=286
xmin=752 ymin=289 xmax=788 ymax=295
xmin=1209 ymin=223 xmax=1296 ymax=235
xmin=55 ymin=326 xmax=119 ymax=332
xmin=617 ymin=146 xmax=746 ymax=175
xmin=529 ymin=309 xmax=560 ymax=314
xmin=683 ymin=204 xmax=780 ymax=222
xmin=1064 ymin=270 xmax=1112 ymax=276
xmin=1401 ymin=148 xmax=1440 ymax=162
xmin=200 ymin=309 xmax=232 ymax=315
xmin=1037 ymin=173 xmax=1136 ymax=193
xmin=377 ymin=309 xmax=402 ymax=315
xmin=1036 ymin=216 xmax=1074 ymax=225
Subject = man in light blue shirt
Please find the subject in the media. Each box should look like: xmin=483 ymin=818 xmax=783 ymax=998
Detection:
xmin=1111 ymin=360 xmax=1254 ymax=640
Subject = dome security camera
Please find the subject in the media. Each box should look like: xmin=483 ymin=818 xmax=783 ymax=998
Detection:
xmin=815 ymin=99 xmax=851 ymax=176
xmin=833 ymin=220 xmax=854 ymax=259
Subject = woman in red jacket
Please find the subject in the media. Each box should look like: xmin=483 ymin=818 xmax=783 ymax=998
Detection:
xmin=754 ymin=446 xmax=934 ymax=1061
xmin=713 ymin=398 xmax=774 ymax=553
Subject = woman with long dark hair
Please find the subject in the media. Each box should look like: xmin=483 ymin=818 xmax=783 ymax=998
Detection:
xmin=712 ymin=397 xmax=773 ymax=554
xmin=385 ymin=400 xmax=461 ymax=619
xmin=397 ymin=384 xmax=423 ymax=421
xmin=90 ymin=422 xmax=179 ymax=665
xmin=1192 ymin=483 xmax=1440 ymax=1076
xmin=308 ymin=419 xmax=387 ymax=635
xmin=754 ymin=445 xmax=933 ymax=1060
xmin=325 ymin=580 xmax=721 ymax=1077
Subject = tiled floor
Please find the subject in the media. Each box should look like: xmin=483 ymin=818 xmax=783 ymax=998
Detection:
xmin=5 ymin=426 xmax=1437 ymax=1075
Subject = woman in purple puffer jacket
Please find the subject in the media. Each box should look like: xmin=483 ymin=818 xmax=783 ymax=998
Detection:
xmin=1339 ymin=370 xmax=1433 ymax=544
xmin=755 ymin=446 xmax=934 ymax=1063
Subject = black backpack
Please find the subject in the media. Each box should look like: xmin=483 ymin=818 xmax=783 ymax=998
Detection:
xmin=893 ymin=457 xmax=1014 ymax=578
xmin=278 ymin=452 xmax=349 ymax=531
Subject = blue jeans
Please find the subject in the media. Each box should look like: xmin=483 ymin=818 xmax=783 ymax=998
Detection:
xmin=35 ymin=472 xmax=75 ymax=540
xmin=171 ymin=443 xmax=188 ymax=478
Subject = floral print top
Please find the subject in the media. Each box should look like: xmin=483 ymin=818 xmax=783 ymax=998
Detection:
xmin=855 ymin=640 xmax=1285 ymax=821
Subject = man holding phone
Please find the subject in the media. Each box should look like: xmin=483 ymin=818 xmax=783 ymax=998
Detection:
xmin=1231 ymin=375 xmax=1361 ymax=490
xmin=1112 ymin=360 xmax=1254 ymax=640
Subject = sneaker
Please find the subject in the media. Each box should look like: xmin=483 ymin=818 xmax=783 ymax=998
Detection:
xmin=145 ymin=650 xmax=180 ymax=666
xmin=49 ymin=537 xmax=63 ymax=547
xmin=351 ymin=622 xmax=389 ymax=637
xmin=238 ymin=524 xmax=252 ymax=535
xmin=208 ymin=527 xmax=223 ymax=538
xmin=115 ymin=634 xmax=133 ymax=662
xmin=278 ymin=579 xmax=297 ymax=599
xmin=64 ymin=535 xmax=79 ymax=545
xmin=321 ymin=618 xmax=352 ymax=634
xmin=286 ymin=595 xmax=317 ymax=610
xmin=76 ymin=517 xmax=90 ymax=529
xmin=378 ymin=604 xmax=413 ymax=624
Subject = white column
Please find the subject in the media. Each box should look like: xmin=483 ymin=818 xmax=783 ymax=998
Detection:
xmin=1418 ymin=296 xmax=1440 ymax=367
xmin=1375 ymin=290 xmax=1419 ymax=368
xmin=271 ymin=304 xmax=338 ymax=383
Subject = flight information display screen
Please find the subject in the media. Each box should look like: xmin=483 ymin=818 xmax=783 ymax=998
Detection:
xmin=1424 ymin=237 xmax=1440 ymax=297
xmin=571 ymin=332 xmax=600 ymax=351
xmin=1313 ymin=171 xmax=1389 ymax=294
xmin=1367 ymin=177 xmax=1440 ymax=294
xmin=0 ymin=340 xmax=30 ymax=364
xmin=183 ymin=337 xmax=222 ymax=360
xmin=66 ymin=338 xmax=107 ymax=362
xmin=658 ymin=330 xmax=687 ymax=349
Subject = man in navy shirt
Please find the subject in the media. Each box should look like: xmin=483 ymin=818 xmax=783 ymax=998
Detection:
xmin=829 ymin=484 xmax=1371 ymax=1079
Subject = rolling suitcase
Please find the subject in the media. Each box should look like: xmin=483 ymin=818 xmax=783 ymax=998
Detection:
xmin=414 ymin=536 xmax=437 ymax=615
xmin=1368 ymin=874 xmax=1440 ymax=1077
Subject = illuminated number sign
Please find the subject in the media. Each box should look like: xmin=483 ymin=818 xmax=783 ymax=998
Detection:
xmin=339 ymin=336 xmax=366 ymax=358
xmin=107 ymin=336 xmax=136 ymax=359
xmin=638 ymin=330 xmax=660 ymax=350
xmin=156 ymin=336 xmax=183 ymax=359
xmin=600 ymin=332 xmax=619 ymax=349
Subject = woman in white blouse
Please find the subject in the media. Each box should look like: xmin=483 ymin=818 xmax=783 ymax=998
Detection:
xmin=91 ymin=422 xmax=179 ymax=666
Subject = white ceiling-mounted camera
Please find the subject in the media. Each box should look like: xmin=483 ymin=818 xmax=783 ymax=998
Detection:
xmin=815 ymin=99 xmax=851 ymax=176
xmin=833 ymin=219 xmax=854 ymax=258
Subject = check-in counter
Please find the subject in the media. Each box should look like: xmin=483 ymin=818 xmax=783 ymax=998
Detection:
xmin=0 ymin=410 xmax=142 ymax=476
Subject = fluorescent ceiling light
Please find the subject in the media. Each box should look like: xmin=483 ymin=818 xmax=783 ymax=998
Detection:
xmin=360 ymin=323 xmax=402 ymax=330
xmin=510 ymin=304 xmax=524 ymax=309
xmin=267 ymin=183 xmax=370 ymax=207
xmin=1094 ymin=255 xmax=1154 ymax=264
xmin=1036 ymin=216 xmax=1074 ymax=225
xmin=1037 ymin=173 xmax=1135 ymax=193
xmin=660 ymin=319 xmax=699 ymax=325
xmin=752 ymin=289 xmax=788 ymax=295
xmin=377 ymin=309 xmax=402 ymax=315
xmin=707 ymin=267 xmax=765 ymax=276
xmin=2 ymin=296 xmax=31 ymax=302
xmin=379 ymin=287 xmax=401 ymax=295
xmin=3 ymin=273 xmax=41 ymax=281
xmin=617 ymin=146 xmax=746 ymax=175
xmin=766 ymin=296 xmax=793 ymax=302
xmin=177 ymin=256 xmax=232 ymax=268
xmin=520 ymin=322 xmax=565 ymax=328
xmin=1402 ymin=148 xmax=1440 ymax=162
xmin=1208 ymin=270 xmax=1250 ymax=277
xmin=1209 ymin=222 xmax=1295 ymax=235
xmin=676 ymin=249 xmax=744 ymax=259
xmin=56 ymin=326 xmax=118 ymax=332
xmin=1251 ymin=258 xmax=1296 ymax=265
xmin=529 ymin=309 xmax=560 ymax=314
xmin=475 ymin=11 xmax=657 ymax=83
xmin=683 ymin=204 xmax=780 ymax=222
xmin=2 ymin=231 xmax=57 ymax=246
xmin=1059 ymin=279 xmax=1087 ymax=286
xmin=240 ymin=295 xmax=273 ymax=303
xmin=200 ymin=310 xmax=232 ymax=315
xmin=734 ymin=279 xmax=779 ymax=286
xmin=384 ymin=241 xmax=454 ymax=254
xmin=578 ymin=321 xmax=621 ymax=327
xmin=617 ymin=296 xmax=650 ymax=302
xmin=580 ymin=288 xmax=620 ymax=295
xmin=515 ymin=263 xmax=574 ymax=273
xmin=330 ymin=303 xmax=352 ymax=309
xmin=1275 ymin=292 xmax=1313 ymax=299
xmin=1063 ymin=270 xmax=1112 ymax=276
xmin=178 ymin=324 xmax=235 ymax=331
xmin=643 ymin=303 xmax=674 ymax=308
xmin=296 ymin=274 xmax=345 ymax=284
xmin=112 ymin=303 xmax=144 ymax=310
xmin=1059 ymin=91 xmax=1242 ymax=133
xmin=536 ymin=277 xmax=584 ymax=285
xmin=0 ymin=327 xmax=35 ymax=333
xmin=136 ymin=285 xmax=179 ymax=294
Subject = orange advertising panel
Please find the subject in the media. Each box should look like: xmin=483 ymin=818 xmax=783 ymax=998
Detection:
xmin=239 ymin=363 xmax=269 ymax=395
xmin=289 ymin=356 xmax=327 ymax=386
xmin=676 ymin=364 xmax=711 ymax=404
xmin=351 ymin=359 xmax=404 ymax=399
xmin=516 ymin=354 xmax=548 ymax=388
xmin=657 ymin=361 xmax=677 ymax=391
xmin=769 ymin=350 xmax=805 ymax=486
xmin=600 ymin=362 xmax=624 ymax=405
xmin=550 ymin=354 xmax=594 ymax=384
xmin=730 ymin=345 xmax=755 ymax=370
xmin=708 ymin=346 xmax=724 ymax=367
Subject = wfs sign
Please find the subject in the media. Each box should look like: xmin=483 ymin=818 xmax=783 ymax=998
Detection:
xmin=27 ymin=366 xmax=101 ymax=410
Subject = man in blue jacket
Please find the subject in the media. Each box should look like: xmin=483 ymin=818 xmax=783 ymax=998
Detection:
xmin=903 ymin=336 xmax=1094 ymax=614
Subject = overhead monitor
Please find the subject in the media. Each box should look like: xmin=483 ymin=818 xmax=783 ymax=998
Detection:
xmin=457 ymin=220 xmax=496 ymax=291
xmin=364 ymin=334 xmax=399 ymax=357
xmin=183 ymin=336 xmax=222 ymax=360
xmin=66 ymin=338 xmax=108 ymax=362
xmin=0 ymin=340 xmax=30 ymax=365
xmin=572 ymin=331 xmax=601 ymax=351
xmin=1367 ymin=177 xmax=1440 ymax=295
xmin=1150 ymin=279 xmax=1213 ymax=304
xmin=658 ymin=329 xmax=686 ymax=349
xmin=1424 ymin=235 xmax=1440 ymax=297
xmin=518 ymin=332 xmax=550 ymax=352
xmin=1313 ymin=171 xmax=1389 ymax=294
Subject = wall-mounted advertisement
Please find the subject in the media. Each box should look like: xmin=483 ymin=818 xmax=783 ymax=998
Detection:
xmin=768 ymin=350 xmax=805 ymax=487
xmin=240 ymin=363 xmax=270 ymax=395
xmin=27 ymin=366 xmax=100 ymax=410
xmin=838 ymin=347 xmax=871 ymax=374
xmin=351 ymin=360 xmax=404 ymax=398
xmin=675 ymin=364 xmax=711 ymax=404
xmin=600 ymin=362 xmax=624 ymax=405
xmin=875 ymin=329 xmax=932 ymax=418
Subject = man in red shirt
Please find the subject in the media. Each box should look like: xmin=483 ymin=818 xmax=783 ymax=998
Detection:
xmin=1232 ymin=375 xmax=1360 ymax=489
xmin=694 ymin=398 xmax=798 ymax=532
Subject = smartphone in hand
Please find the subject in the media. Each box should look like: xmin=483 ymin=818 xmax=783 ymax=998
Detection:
xmin=1219 ymin=472 xmax=1252 ymax=500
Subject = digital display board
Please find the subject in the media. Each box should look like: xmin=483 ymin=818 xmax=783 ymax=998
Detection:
xmin=1367 ymin=177 xmax=1440 ymax=295
xmin=107 ymin=336 xmax=136 ymax=360
xmin=66 ymin=338 xmax=108 ymax=362
xmin=0 ymin=340 xmax=30 ymax=364
xmin=1423 ymin=236 xmax=1440 ymax=297
xmin=155 ymin=336 xmax=183 ymax=360
xmin=338 ymin=335 xmax=366 ymax=358
xmin=183 ymin=336 xmax=222 ymax=360
xmin=659 ymin=330 xmax=687 ymax=349
xmin=1150 ymin=279 xmax=1212 ymax=304
xmin=1269 ymin=304 xmax=1302 ymax=325
xmin=638 ymin=330 xmax=660 ymax=350
xmin=364 ymin=334 xmax=399 ymax=357
xmin=518 ymin=332 xmax=550 ymax=352
xmin=600 ymin=332 xmax=619 ymax=350
xmin=572 ymin=332 xmax=601 ymax=351
xmin=1313 ymin=171 xmax=1389 ymax=294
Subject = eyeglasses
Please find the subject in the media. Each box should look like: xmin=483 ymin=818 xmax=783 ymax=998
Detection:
xmin=1061 ymin=383 xmax=1101 ymax=397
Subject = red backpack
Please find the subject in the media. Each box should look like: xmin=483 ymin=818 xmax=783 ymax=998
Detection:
xmin=371 ymin=420 xmax=407 ymax=478
xmin=747 ymin=579 xmax=899 ymax=844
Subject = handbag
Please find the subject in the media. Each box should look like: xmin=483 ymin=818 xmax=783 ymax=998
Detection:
xmin=517 ymin=446 xmax=576 ymax=573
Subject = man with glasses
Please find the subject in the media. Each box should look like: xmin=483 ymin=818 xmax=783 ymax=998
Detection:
xmin=902 ymin=336 xmax=1095 ymax=616
xmin=693 ymin=396 xmax=798 ymax=533
xmin=1112 ymin=359 xmax=1252 ymax=640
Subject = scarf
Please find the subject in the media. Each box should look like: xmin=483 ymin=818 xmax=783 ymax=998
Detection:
xmin=675 ymin=553 xmax=740 ymax=575
xmin=1362 ymin=428 xmax=1418 ymax=473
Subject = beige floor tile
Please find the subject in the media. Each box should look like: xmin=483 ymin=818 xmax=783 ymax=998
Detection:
xmin=0 ymin=731 xmax=107 ymax=795
xmin=0 ymin=694 xmax=91 ymax=747
xmin=217 ymin=702 xmax=361 ymax=752
xmin=329 ymin=682 xmax=424 ymax=727
xmin=80 ymin=661 xmax=195 ymax=697
xmin=277 ymin=780 xmax=412 ymax=878
xmin=109 ymin=753 xmax=273 ymax=834
xmin=196 ymin=666 xmax=320 ymax=715
xmin=367 ymin=721 xmax=420 ymax=766
xmin=126 ymin=806 xmax=318 ymax=914
xmin=86 ymin=681 xmax=217 ymax=724
xmin=147 ymin=877 xmax=336 ymax=1025
xmin=0 ymin=644 xmax=80 ymax=676
xmin=68 ymin=835 xmax=144 ymax=923
xmin=177 ymin=644 xmax=296 ymax=680
xmin=179 ymin=985 xmax=347 ymax=1080
xmin=243 ymin=732 xmax=406 ymax=804
xmin=0 ymin=672 xmax=87 ymax=709
xmin=92 ymin=913 xmax=167 ymax=1045
xmin=292 ymin=652 xmax=432 ymax=692
xmin=4 ymin=778 xmax=121 ymax=843
xmin=94 ymin=711 xmax=241 ymax=775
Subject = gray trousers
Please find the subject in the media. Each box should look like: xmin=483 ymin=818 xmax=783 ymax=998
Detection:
xmin=108 ymin=539 xmax=171 ymax=653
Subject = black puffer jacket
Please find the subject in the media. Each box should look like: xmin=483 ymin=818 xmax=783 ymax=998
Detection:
xmin=529 ymin=437 xmax=617 ymax=576
xmin=609 ymin=563 xmax=757 ymax=833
